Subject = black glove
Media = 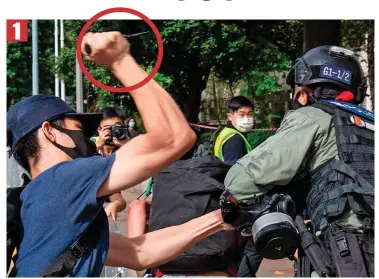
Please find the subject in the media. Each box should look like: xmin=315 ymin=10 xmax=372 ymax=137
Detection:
xmin=275 ymin=193 xmax=296 ymax=218
xmin=220 ymin=191 xmax=296 ymax=234
xmin=219 ymin=190 xmax=240 ymax=224
xmin=219 ymin=191 xmax=260 ymax=232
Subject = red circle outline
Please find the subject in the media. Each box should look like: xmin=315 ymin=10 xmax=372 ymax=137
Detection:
xmin=76 ymin=7 xmax=163 ymax=93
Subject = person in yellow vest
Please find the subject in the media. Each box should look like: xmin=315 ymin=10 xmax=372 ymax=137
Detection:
xmin=214 ymin=96 xmax=262 ymax=277
xmin=214 ymin=96 xmax=254 ymax=165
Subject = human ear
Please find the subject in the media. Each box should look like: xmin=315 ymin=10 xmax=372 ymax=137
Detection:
xmin=227 ymin=113 xmax=233 ymax=121
xmin=41 ymin=121 xmax=57 ymax=142
xmin=298 ymin=90 xmax=309 ymax=105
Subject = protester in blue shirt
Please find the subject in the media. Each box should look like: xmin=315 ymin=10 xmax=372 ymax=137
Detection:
xmin=7 ymin=31 xmax=232 ymax=277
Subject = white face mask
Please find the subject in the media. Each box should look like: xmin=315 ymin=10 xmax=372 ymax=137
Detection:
xmin=236 ymin=117 xmax=254 ymax=132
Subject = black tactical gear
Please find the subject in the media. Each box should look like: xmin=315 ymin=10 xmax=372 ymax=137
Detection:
xmin=295 ymin=100 xmax=374 ymax=277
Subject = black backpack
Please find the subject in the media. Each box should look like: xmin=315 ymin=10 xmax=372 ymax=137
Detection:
xmin=7 ymin=174 xmax=30 ymax=275
xmin=148 ymin=156 xmax=238 ymax=273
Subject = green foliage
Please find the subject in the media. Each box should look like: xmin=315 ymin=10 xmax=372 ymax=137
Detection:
xmin=267 ymin=113 xmax=281 ymax=119
xmin=7 ymin=20 xmax=55 ymax=109
xmin=145 ymin=65 xmax=173 ymax=89
xmin=240 ymin=42 xmax=293 ymax=97
xmin=341 ymin=20 xmax=372 ymax=51
xmin=5 ymin=20 xmax=302 ymax=114
xmin=7 ymin=20 xmax=374 ymax=122
xmin=233 ymin=21 xmax=301 ymax=127
xmin=267 ymin=113 xmax=283 ymax=128
xmin=198 ymin=131 xmax=213 ymax=145
xmin=7 ymin=42 xmax=32 ymax=107
xmin=247 ymin=130 xmax=276 ymax=149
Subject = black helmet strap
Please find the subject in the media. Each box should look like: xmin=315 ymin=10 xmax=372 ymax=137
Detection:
xmin=311 ymin=86 xmax=341 ymax=102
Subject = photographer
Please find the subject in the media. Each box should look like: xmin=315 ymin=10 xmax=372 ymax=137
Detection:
xmin=93 ymin=107 xmax=127 ymax=221
xmin=94 ymin=107 xmax=129 ymax=155
xmin=7 ymin=32 xmax=232 ymax=277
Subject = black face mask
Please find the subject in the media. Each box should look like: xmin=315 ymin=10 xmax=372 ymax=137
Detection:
xmin=47 ymin=123 xmax=97 ymax=159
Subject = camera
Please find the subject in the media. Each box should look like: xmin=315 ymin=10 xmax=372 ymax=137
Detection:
xmin=105 ymin=122 xmax=130 ymax=145
xmin=111 ymin=123 xmax=129 ymax=140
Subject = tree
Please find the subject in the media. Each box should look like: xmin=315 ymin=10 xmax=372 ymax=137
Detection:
xmin=367 ymin=21 xmax=375 ymax=111
xmin=153 ymin=20 xmax=303 ymax=123
xmin=55 ymin=20 xmax=303 ymax=123
xmin=341 ymin=20 xmax=374 ymax=111
xmin=7 ymin=20 xmax=55 ymax=109
xmin=7 ymin=19 xmax=374 ymax=119
xmin=235 ymin=20 xmax=303 ymax=127
xmin=303 ymin=20 xmax=341 ymax=51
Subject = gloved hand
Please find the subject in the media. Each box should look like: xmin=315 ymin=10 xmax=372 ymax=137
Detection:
xmin=219 ymin=190 xmax=239 ymax=225
xmin=219 ymin=190 xmax=259 ymax=232
xmin=220 ymin=191 xmax=296 ymax=234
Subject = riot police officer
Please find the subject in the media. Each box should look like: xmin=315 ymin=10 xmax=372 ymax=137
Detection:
xmin=220 ymin=45 xmax=374 ymax=277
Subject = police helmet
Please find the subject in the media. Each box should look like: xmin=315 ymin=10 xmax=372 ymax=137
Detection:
xmin=286 ymin=45 xmax=367 ymax=104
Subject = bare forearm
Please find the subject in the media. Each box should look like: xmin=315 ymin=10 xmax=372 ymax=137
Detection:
xmin=106 ymin=209 xmax=228 ymax=270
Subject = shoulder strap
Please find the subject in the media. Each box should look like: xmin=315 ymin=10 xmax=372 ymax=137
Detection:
xmin=313 ymin=101 xmax=375 ymax=133
xmin=312 ymin=101 xmax=337 ymax=115
xmin=39 ymin=208 xmax=105 ymax=277
xmin=318 ymin=100 xmax=374 ymax=122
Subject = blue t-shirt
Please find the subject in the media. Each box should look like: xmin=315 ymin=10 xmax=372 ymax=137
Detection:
xmin=15 ymin=154 xmax=116 ymax=277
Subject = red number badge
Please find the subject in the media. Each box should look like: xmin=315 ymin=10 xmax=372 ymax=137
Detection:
xmin=7 ymin=20 xmax=28 ymax=42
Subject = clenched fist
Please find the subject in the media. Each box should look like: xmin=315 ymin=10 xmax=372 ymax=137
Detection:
xmin=81 ymin=31 xmax=131 ymax=67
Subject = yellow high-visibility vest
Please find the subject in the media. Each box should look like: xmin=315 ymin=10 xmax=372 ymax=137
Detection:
xmin=214 ymin=127 xmax=252 ymax=162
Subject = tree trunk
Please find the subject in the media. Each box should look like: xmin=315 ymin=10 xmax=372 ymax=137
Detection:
xmin=303 ymin=20 xmax=341 ymax=51
xmin=180 ymin=67 xmax=211 ymax=124
xmin=211 ymin=73 xmax=221 ymax=125
xmin=228 ymin=82 xmax=235 ymax=98
xmin=366 ymin=21 xmax=375 ymax=112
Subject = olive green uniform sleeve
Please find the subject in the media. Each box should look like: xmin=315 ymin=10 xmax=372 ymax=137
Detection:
xmin=224 ymin=107 xmax=337 ymax=201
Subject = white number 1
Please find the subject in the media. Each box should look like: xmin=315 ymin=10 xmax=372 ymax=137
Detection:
xmin=13 ymin=22 xmax=21 ymax=40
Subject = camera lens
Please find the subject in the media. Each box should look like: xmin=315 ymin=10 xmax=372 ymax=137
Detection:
xmin=112 ymin=124 xmax=127 ymax=140
xmin=114 ymin=128 xmax=123 ymax=137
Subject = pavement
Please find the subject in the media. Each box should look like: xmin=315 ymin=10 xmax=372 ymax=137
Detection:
xmin=257 ymin=259 xmax=294 ymax=277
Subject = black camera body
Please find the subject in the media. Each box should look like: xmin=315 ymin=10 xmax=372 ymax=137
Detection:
xmin=105 ymin=122 xmax=130 ymax=146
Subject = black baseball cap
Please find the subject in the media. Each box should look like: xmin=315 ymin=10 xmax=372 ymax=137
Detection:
xmin=7 ymin=94 xmax=103 ymax=157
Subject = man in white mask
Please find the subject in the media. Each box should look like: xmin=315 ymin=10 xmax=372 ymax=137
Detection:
xmin=214 ymin=96 xmax=261 ymax=277
xmin=214 ymin=96 xmax=254 ymax=165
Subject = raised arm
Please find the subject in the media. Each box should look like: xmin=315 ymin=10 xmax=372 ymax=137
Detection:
xmin=81 ymin=32 xmax=196 ymax=197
